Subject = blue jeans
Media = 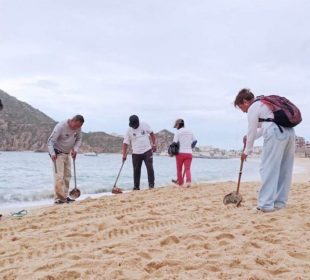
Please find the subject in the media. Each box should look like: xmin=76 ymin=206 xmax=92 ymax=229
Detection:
xmin=258 ymin=124 xmax=295 ymax=210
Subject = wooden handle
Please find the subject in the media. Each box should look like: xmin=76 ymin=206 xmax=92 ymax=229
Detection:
xmin=236 ymin=142 xmax=246 ymax=194
xmin=73 ymin=159 xmax=77 ymax=190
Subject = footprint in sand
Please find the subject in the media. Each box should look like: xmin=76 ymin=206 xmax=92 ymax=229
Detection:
xmin=160 ymin=235 xmax=180 ymax=246
xmin=137 ymin=252 xmax=152 ymax=260
xmin=288 ymin=252 xmax=308 ymax=260
xmin=216 ymin=233 xmax=235 ymax=240
xmin=304 ymin=222 xmax=310 ymax=229
xmin=250 ymin=242 xmax=261 ymax=249
xmin=218 ymin=240 xmax=230 ymax=246
xmin=269 ymin=268 xmax=290 ymax=276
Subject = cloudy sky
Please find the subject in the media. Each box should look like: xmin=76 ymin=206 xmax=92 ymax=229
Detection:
xmin=0 ymin=0 xmax=309 ymax=148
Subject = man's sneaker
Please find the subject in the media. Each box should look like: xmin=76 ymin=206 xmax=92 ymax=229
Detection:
xmin=133 ymin=187 xmax=140 ymax=191
xmin=149 ymin=185 xmax=154 ymax=189
xmin=66 ymin=197 xmax=75 ymax=203
xmin=54 ymin=199 xmax=66 ymax=205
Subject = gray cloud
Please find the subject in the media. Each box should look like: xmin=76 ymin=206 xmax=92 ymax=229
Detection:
xmin=0 ymin=0 xmax=309 ymax=148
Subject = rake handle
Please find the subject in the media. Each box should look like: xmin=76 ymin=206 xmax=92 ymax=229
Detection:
xmin=236 ymin=142 xmax=247 ymax=194
xmin=236 ymin=160 xmax=244 ymax=194
xmin=113 ymin=161 xmax=125 ymax=188
xmin=73 ymin=158 xmax=77 ymax=190
xmin=53 ymin=160 xmax=57 ymax=174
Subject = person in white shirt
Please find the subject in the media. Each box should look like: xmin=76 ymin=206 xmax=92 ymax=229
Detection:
xmin=172 ymin=119 xmax=197 ymax=187
xmin=234 ymin=88 xmax=295 ymax=212
xmin=47 ymin=115 xmax=84 ymax=204
xmin=122 ymin=115 xmax=157 ymax=190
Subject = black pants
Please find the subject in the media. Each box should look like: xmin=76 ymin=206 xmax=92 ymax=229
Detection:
xmin=132 ymin=149 xmax=155 ymax=189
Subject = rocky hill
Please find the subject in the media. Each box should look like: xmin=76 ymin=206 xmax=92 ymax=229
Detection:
xmin=0 ymin=90 xmax=174 ymax=153
xmin=0 ymin=89 xmax=56 ymax=151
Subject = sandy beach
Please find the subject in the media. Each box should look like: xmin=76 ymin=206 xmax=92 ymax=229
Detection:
xmin=1 ymin=169 xmax=310 ymax=279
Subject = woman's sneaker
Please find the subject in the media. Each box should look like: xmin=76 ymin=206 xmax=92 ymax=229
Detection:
xmin=255 ymin=207 xmax=275 ymax=213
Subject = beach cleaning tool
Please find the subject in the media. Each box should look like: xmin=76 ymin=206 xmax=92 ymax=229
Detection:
xmin=69 ymin=158 xmax=81 ymax=199
xmin=223 ymin=143 xmax=246 ymax=207
xmin=112 ymin=161 xmax=124 ymax=194
xmin=53 ymin=160 xmax=57 ymax=174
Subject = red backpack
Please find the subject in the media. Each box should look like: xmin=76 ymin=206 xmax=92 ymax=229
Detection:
xmin=255 ymin=95 xmax=302 ymax=130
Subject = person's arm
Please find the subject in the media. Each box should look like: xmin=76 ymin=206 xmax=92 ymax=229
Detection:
xmin=122 ymin=130 xmax=131 ymax=162
xmin=145 ymin=123 xmax=156 ymax=151
xmin=150 ymin=132 xmax=157 ymax=152
xmin=191 ymin=140 xmax=197 ymax=149
xmin=172 ymin=132 xmax=178 ymax=143
xmin=191 ymin=133 xmax=197 ymax=149
xmin=47 ymin=124 xmax=61 ymax=160
xmin=122 ymin=143 xmax=128 ymax=162
xmin=244 ymin=104 xmax=260 ymax=157
xmin=72 ymin=130 xmax=82 ymax=159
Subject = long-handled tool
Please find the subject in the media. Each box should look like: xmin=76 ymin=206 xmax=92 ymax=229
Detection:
xmin=69 ymin=158 xmax=81 ymax=199
xmin=223 ymin=143 xmax=246 ymax=207
xmin=112 ymin=161 xmax=124 ymax=194
xmin=53 ymin=160 xmax=57 ymax=174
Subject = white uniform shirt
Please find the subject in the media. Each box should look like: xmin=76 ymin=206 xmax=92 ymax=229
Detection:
xmin=173 ymin=127 xmax=196 ymax=154
xmin=245 ymin=101 xmax=274 ymax=155
xmin=123 ymin=122 xmax=153 ymax=154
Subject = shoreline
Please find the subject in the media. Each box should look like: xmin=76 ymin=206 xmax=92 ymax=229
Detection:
xmin=1 ymin=157 xmax=309 ymax=216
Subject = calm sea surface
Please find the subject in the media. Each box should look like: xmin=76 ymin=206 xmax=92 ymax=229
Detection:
xmin=0 ymin=151 xmax=267 ymax=208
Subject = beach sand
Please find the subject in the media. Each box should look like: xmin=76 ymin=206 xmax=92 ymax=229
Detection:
xmin=1 ymin=177 xmax=309 ymax=279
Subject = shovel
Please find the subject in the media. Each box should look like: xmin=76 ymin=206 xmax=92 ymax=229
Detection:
xmin=223 ymin=143 xmax=246 ymax=207
xmin=112 ymin=161 xmax=124 ymax=194
xmin=69 ymin=158 xmax=81 ymax=199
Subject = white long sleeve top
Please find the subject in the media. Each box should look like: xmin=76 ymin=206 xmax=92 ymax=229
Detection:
xmin=245 ymin=101 xmax=274 ymax=155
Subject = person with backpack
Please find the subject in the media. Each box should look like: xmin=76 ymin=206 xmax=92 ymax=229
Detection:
xmin=171 ymin=119 xmax=197 ymax=188
xmin=234 ymin=88 xmax=300 ymax=212
xmin=122 ymin=115 xmax=157 ymax=190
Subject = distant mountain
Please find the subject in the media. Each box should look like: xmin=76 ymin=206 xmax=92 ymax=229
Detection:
xmin=0 ymin=89 xmax=56 ymax=151
xmin=156 ymin=129 xmax=174 ymax=153
xmin=0 ymin=89 xmax=174 ymax=153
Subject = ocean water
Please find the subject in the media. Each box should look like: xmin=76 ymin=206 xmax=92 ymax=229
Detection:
xmin=0 ymin=151 xmax=264 ymax=208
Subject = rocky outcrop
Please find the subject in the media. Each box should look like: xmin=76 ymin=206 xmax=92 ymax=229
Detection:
xmin=156 ymin=129 xmax=174 ymax=153
xmin=0 ymin=90 xmax=56 ymax=151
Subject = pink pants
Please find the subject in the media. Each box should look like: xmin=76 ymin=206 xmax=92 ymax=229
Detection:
xmin=176 ymin=153 xmax=192 ymax=185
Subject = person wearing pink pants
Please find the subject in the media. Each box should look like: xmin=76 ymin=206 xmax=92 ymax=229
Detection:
xmin=172 ymin=119 xmax=197 ymax=187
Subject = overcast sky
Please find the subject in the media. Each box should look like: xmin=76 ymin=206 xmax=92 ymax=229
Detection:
xmin=0 ymin=0 xmax=309 ymax=149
